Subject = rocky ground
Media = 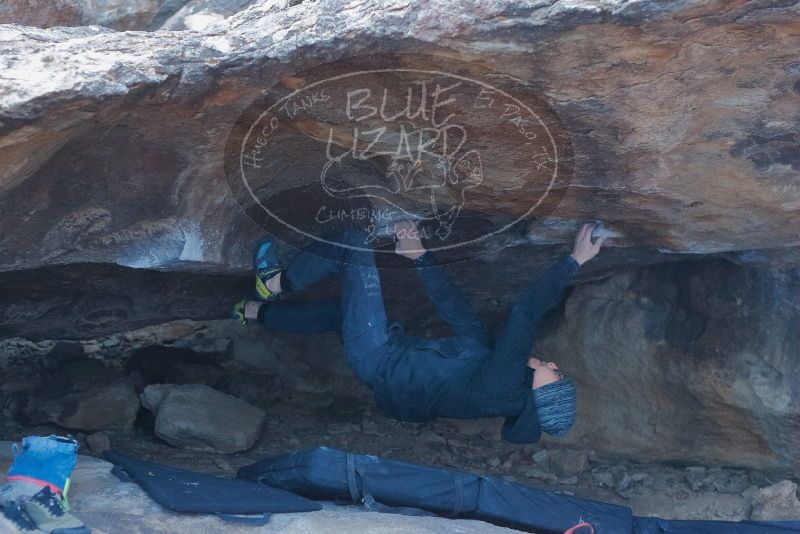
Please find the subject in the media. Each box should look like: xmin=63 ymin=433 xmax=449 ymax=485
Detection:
xmin=2 ymin=318 xmax=799 ymax=528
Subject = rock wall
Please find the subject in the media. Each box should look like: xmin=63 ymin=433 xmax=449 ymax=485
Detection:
xmin=0 ymin=0 xmax=180 ymax=30
xmin=0 ymin=262 xmax=249 ymax=340
xmin=2 ymin=262 xmax=799 ymax=476
xmin=538 ymin=259 xmax=800 ymax=470
xmin=1 ymin=0 xmax=800 ymax=475
xmin=0 ymin=0 xmax=251 ymax=31
xmin=0 ymin=0 xmax=799 ymax=275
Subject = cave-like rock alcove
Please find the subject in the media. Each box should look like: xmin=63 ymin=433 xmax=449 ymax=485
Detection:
xmin=1 ymin=1 xmax=799 ymax=532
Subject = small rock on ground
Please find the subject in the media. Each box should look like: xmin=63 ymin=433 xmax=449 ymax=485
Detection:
xmin=142 ymin=384 xmax=265 ymax=454
xmin=548 ymin=449 xmax=589 ymax=477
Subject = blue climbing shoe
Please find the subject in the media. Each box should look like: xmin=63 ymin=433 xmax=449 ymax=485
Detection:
xmin=253 ymin=237 xmax=282 ymax=302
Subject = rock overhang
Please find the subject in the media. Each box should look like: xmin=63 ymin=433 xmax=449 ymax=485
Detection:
xmin=0 ymin=0 xmax=798 ymax=274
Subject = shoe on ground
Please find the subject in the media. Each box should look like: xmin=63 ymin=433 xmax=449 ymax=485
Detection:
xmin=253 ymin=237 xmax=282 ymax=302
xmin=22 ymin=487 xmax=89 ymax=534
xmin=2 ymin=501 xmax=47 ymax=533
xmin=0 ymin=480 xmax=45 ymax=503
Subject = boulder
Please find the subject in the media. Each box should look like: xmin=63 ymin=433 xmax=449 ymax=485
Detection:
xmin=32 ymin=381 xmax=140 ymax=432
xmin=750 ymin=480 xmax=800 ymax=521
xmin=140 ymin=384 xmax=179 ymax=412
xmin=22 ymin=359 xmax=139 ymax=432
xmin=538 ymin=259 xmax=800 ymax=471
xmin=524 ymin=466 xmax=557 ymax=484
xmin=141 ymin=384 xmax=265 ymax=453
xmin=591 ymin=471 xmax=615 ymax=489
xmin=531 ymin=449 xmax=550 ymax=468
xmin=1 ymin=0 xmax=799 ymax=360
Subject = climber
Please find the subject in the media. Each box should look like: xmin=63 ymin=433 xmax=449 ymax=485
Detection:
xmin=232 ymin=222 xmax=605 ymax=443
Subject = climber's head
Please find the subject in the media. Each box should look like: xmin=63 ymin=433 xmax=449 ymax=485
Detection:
xmin=528 ymin=358 xmax=564 ymax=388
xmin=528 ymin=357 xmax=576 ymax=436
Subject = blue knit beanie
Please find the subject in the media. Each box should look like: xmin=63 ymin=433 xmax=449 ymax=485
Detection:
xmin=532 ymin=377 xmax=577 ymax=436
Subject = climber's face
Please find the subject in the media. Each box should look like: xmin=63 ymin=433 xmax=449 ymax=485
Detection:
xmin=527 ymin=357 xmax=565 ymax=389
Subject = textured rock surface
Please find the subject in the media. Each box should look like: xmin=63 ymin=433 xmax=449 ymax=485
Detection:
xmin=23 ymin=359 xmax=141 ymax=431
xmin=547 ymin=448 xmax=590 ymax=477
xmin=37 ymin=381 xmax=140 ymax=431
xmin=0 ymin=0 xmax=799 ymax=277
xmin=537 ymin=259 xmax=800 ymax=470
xmin=750 ymin=480 xmax=800 ymax=521
xmin=0 ymin=0 xmax=260 ymax=31
xmin=142 ymin=383 xmax=266 ymax=453
xmin=0 ymin=319 xmax=796 ymax=521
xmin=160 ymin=0 xmax=258 ymax=30
xmin=0 ymin=262 xmax=249 ymax=340
xmin=0 ymin=0 xmax=193 ymax=30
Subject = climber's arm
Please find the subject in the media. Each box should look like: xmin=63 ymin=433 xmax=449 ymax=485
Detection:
xmin=394 ymin=219 xmax=489 ymax=344
xmin=506 ymin=222 xmax=604 ymax=324
xmin=490 ymin=223 xmax=605 ymax=361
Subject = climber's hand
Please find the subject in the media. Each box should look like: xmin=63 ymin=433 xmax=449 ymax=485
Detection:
xmin=570 ymin=223 xmax=605 ymax=266
xmin=394 ymin=220 xmax=426 ymax=260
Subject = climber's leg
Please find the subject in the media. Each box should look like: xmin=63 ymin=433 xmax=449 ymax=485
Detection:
xmin=282 ymin=229 xmax=391 ymax=383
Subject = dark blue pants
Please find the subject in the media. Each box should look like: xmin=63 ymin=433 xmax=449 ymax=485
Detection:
xmin=259 ymin=230 xmax=390 ymax=385
xmin=258 ymin=299 xmax=342 ymax=338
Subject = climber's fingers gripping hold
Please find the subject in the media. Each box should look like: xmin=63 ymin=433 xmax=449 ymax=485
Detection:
xmin=570 ymin=223 xmax=606 ymax=266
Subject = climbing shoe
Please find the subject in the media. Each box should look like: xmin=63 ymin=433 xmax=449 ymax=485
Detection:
xmin=1 ymin=501 xmax=47 ymax=533
xmin=0 ymin=479 xmax=44 ymax=503
xmin=231 ymin=298 xmax=248 ymax=327
xmin=253 ymin=237 xmax=282 ymax=302
xmin=22 ymin=487 xmax=90 ymax=534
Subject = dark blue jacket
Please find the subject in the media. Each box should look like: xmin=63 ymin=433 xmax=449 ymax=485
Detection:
xmin=371 ymin=253 xmax=580 ymax=443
